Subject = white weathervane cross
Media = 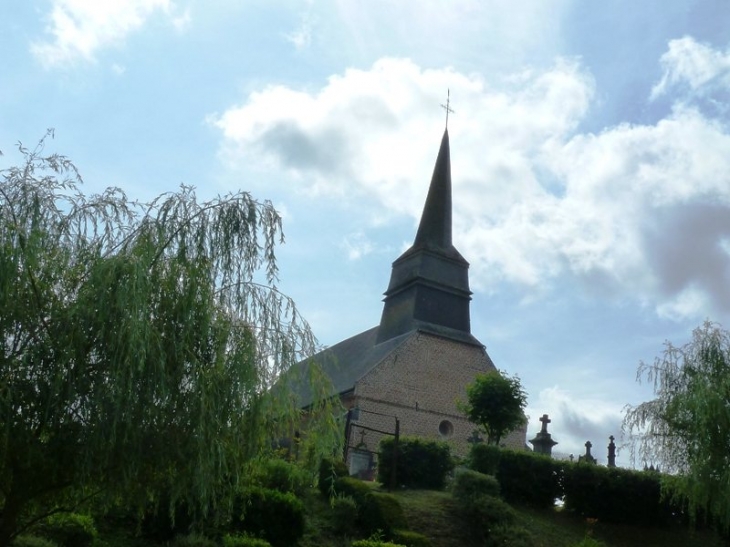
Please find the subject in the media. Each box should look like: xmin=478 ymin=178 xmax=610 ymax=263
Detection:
xmin=440 ymin=89 xmax=455 ymax=128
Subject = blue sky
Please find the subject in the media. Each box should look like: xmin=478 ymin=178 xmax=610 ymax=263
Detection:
xmin=3 ymin=0 xmax=730 ymax=466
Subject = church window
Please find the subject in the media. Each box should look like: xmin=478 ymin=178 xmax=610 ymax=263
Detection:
xmin=438 ymin=420 xmax=454 ymax=438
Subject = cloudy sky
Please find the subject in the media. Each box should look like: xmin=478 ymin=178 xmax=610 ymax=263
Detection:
xmin=3 ymin=0 xmax=730 ymax=466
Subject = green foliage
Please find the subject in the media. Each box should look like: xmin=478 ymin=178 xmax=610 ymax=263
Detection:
xmin=562 ymin=462 xmax=680 ymax=526
xmin=318 ymin=457 xmax=350 ymax=497
xmin=623 ymin=321 xmax=730 ymax=529
xmin=468 ymin=443 xmax=501 ymax=475
xmin=34 ymin=513 xmax=97 ymax=547
xmin=332 ymin=477 xmax=373 ymax=506
xmin=389 ymin=529 xmax=432 ymax=547
xmin=168 ymin=534 xmax=217 ymax=547
xmin=495 ymin=449 xmax=562 ymax=509
xmin=377 ymin=437 xmax=453 ymax=490
xmin=359 ymin=492 xmax=408 ymax=537
xmin=253 ymin=458 xmax=310 ymax=497
xmin=570 ymin=537 xmax=606 ymax=547
xmin=484 ymin=524 xmax=535 ymax=547
xmin=231 ymin=487 xmax=305 ymax=547
xmin=222 ymin=534 xmax=272 ymax=547
xmin=9 ymin=537 xmax=56 ymax=547
xmin=455 ymin=491 xmax=517 ymax=543
xmin=460 ymin=371 xmax=527 ymax=445
xmin=350 ymin=541 xmax=406 ymax=547
xmin=0 ymin=133 xmax=338 ymax=544
xmin=451 ymin=469 xmax=500 ymax=504
xmin=330 ymin=495 xmax=358 ymax=536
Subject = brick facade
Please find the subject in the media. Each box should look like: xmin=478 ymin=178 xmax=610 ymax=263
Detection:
xmin=343 ymin=331 xmax=526 ymax=473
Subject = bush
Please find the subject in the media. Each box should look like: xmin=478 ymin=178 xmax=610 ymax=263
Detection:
xmin=562 ymin=463 xmax=679 ymax=526
xmin=34 ymin=513 xmax=97 ymax=547
xmin=255 ymin=458 xmax=310 ymax=497
xmin=318 ymin=457 xmax=350 ymax=497
xmin=333 ymin=476 xmax=373 ymax=506
xmin=468 ymin=443 xmax=501 ymax=476
xmin=451 ymin=469 xmax=500 ymax=504
xmin=11 ymin=536 xmax=57 ymax=547
xmin=390 ymin=529 xmax=432 ymax=547
xmin=169 ymin=534 xmax=217 ymax=547
xmin=351 ymin=541 xmax=406 ymax=547
xmin=495 ymin=449 xmax=562 ymax=508
xmin=222 ymin=534 xmax=272 ymax=547
xmin=359 ymin=492 xmax=408 ymax=537
xmin=485 ymin=525 xmax=534 ymax=547
xmin=330 ymin=495 xmax=358 ymax=536
xmin=378 ymin=437 xmax=453 ymax=490
xmin=231 ymin=487 xmax=305 ymax=547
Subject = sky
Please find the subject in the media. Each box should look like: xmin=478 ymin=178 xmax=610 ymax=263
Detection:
xmin=3 ymin=0 xmax=730 ymax=467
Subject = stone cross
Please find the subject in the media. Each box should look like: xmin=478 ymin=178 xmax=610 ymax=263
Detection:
xmin=539 ymin=414 xmax=551 ymax=434
xmin=440 ymin=89 xmax=455 ymax=128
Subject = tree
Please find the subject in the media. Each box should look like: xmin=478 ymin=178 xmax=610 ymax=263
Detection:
xmin=0 ymin=132 xmax=337 ymax=545
xmin=623 ymin=320 xmax=730 ymax=530
xmin=460 ymin=370 xmax=527 ymax=446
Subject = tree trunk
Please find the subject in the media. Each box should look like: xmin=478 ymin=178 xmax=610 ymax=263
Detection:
xmin=0 ymin=490 xmax=23 ymax=547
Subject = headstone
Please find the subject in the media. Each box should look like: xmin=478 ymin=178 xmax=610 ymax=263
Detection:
xmin=607 ymin=435 xmax=616 ymax=468
xmin=528 ymin=413 xmax=558 ymax=456
xmin=578 ymin=440 xmax=597 ymax=464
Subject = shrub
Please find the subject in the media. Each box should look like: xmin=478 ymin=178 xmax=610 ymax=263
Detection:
xmin=255 ymin=458 xmax=310 ymax=497
xmin=390 ymin=529 xmax=432 ymax=547
xmin=562 ymin=463 xmax=679 ymax=526
xmin=34 ymin=513 xmax=97 ymax=547
xmin=378 ymin=437 xmax=453 ymax=489
xmin=318 ymin=457 xmax=350 ymax=497
xmin=451 ymin=469 xmax=500 ymax=504
xmin=485 ymin=525 xmax=534 ymax=547
xmin=222 ymin=534 xmax=272 ymax=547
xmin=231 ymin=487 xmax=305 ymax=547
xmin=333 ymin=476 xmax=373 ymax=506
xmin=359 ymin=492 xmax=408 ymax=537
xmin=468 ymin=443 xmax=501 ymax=476
xmin=351 ymin=541 xmax=406 ymax=547
xmin=169 ymin=534 xmax=217 ymax=547
xmin=11 ymin=536 xmax=57 ymax=547
xmin=495 ymin=449 xmax=562 ymax=508
xmin=330 ymin=495 xmax=358 ymax=536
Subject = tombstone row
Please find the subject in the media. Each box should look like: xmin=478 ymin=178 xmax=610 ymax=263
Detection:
xmin=528 ymin=413 xmax=617 ymax=467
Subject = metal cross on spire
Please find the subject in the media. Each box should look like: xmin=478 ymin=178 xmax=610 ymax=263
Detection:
xmin=440 ymin=89 xmax=454 ymax=128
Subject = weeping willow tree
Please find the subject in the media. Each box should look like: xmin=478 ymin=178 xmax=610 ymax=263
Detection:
xmin=0 ymin=132 xmax=340 ymax=545
xmin=623 ymin=321 xmax=730 ymax=531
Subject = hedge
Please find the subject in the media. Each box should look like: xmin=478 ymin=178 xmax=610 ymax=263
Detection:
xmin=378 ymin=437 xmax=453 ymax=489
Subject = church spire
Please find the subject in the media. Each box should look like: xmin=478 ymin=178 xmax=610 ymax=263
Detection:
xmin=413 ymin=129 xmax=453 ymax=251
xmin=376 ymin=129 xmax=473 ymax=345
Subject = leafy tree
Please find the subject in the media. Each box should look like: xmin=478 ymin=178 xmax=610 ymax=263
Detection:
xmin=0 ymin=132 xmax=337 ymax=546
xmin=460 ymin=370 xmax=527 ymax=445
xmin=623 ymin=320 xmax=730 ymax=530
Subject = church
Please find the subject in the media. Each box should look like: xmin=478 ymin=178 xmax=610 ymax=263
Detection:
xmin=298 ymin=128 xmax=526 ymax=475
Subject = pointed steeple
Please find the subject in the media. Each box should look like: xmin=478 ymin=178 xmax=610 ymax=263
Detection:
xmin=376 ymin=129 xmax=474 ymax=345
xmin=413 ymin=130 xmax=453 ymax=251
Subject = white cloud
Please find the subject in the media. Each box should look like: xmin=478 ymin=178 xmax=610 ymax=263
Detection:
xmin=342 ymin=232 xmax=374 ymax=261
xmin=31 ymin=0 xmax=186 ymax=67
xmin=651 ymin=36 xmax=730 ymax=99
xmin=212 ymin=48 xmax=730 ymax=319
xmin=284 ymin=12 xmax=315 ymax=51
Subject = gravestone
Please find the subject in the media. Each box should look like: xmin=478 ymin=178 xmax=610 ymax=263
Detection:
xmin=607 ymin=435 xmax=616 ymax=467
xmin=578 ymin=440 xmax=597 ymax=464
xmin=529 ymin=413 xmax=558 ymax=456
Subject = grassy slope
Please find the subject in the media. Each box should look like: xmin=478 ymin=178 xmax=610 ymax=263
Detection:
xmin=302 ymin=487 xmax=724 ymax=547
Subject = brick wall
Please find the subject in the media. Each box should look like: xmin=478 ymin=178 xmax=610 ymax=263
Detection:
xmin=345 ymin=331 xmax=526 ymax=467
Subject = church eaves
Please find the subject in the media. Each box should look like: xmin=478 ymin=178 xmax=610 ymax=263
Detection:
xmin=376 ymin=129 xmax=474 ymax=344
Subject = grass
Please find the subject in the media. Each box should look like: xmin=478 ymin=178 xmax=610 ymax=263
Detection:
xmin=301 ymin=486 xmax=726 ymax=547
